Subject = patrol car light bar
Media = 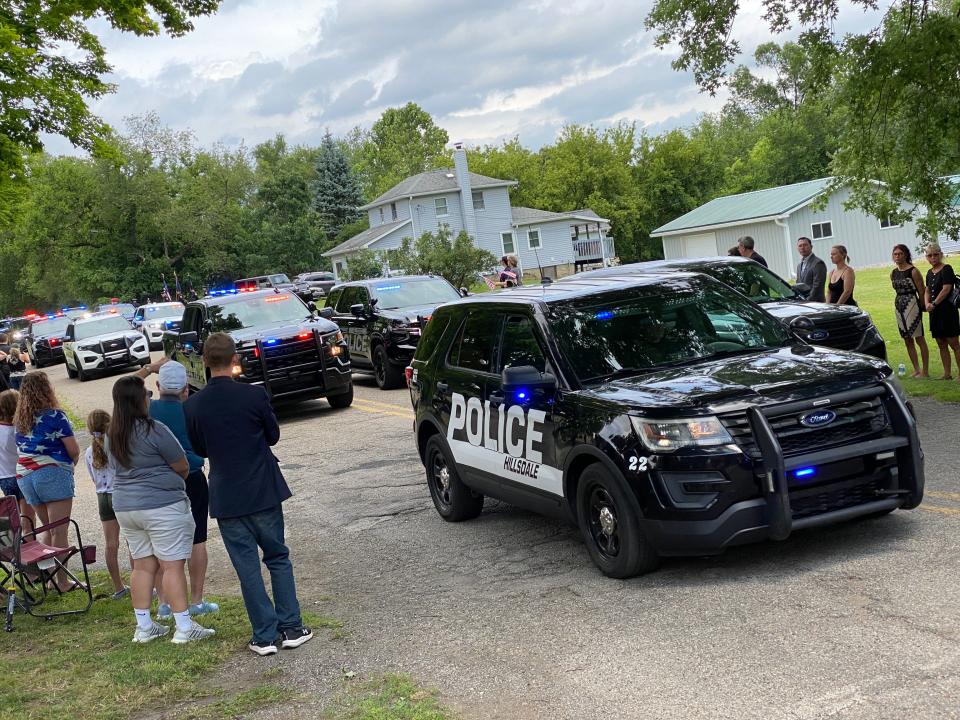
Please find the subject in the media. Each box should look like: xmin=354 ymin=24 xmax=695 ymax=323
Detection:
xmin=264 ymin=295 xmax=289 ymax=303
xmin=630 ymin=415 xmax=733 ymax=453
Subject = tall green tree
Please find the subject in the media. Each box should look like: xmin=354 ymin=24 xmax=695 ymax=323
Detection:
xmin=646 ymin=0 xmax=960 ymax=241
xmin=314 ymin=130 xmax=363 ymax=243
xmin=351 ymin=102 xmax=451 ymax=200
xmin=0 ymin=1 xmax=222 ymax=228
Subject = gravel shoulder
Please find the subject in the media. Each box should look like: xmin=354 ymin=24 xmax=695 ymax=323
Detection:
xmin=48 ymin=361 xmax=960 ymax=720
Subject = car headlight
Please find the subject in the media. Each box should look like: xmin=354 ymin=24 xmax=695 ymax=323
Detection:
xmin=79 ymin=343 xmax=98 ymax=352
xmin=852 ymin=312 xmax=873 ymax=330
xmin=630 ymin=416 xmax=734 ymax=453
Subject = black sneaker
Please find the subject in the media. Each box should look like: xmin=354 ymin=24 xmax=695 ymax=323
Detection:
xmin=280 ymin=627 xmax=313 ymax=649
xmin=248 ymin=639 xmax=279 ymax=656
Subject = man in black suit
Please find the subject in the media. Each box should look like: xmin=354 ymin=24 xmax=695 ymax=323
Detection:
xmin=185 ymin=332 xmax=312 ymax=657
xmin=795 ymin=236 xmax=827 ymax=302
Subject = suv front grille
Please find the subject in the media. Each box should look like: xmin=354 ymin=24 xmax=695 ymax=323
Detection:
xmin=239 ymin=334 xmax=325 ymax=383
xmin=790 ymin=478 xmax=883 ymax=519
xmin=101 ymin=338 xmax=125 ymax=353
xmin=720 ymin=395 xmax=888 ymax=459
xmin=805 ymin=316 xmax=862 ymax=351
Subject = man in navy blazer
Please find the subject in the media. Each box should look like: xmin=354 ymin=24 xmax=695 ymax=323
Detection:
xmin=185 ymin=332 xmax=312 ymax=656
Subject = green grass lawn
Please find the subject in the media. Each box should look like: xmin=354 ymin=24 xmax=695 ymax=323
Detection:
xmin=852 ymin=261 xmax=960 ymax=403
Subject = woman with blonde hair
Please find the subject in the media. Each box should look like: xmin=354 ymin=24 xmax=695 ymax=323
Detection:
xmin=923 ymin=243 xmax=960 ymax=379
xmin=828 ymin=245 xmax=857 ymax=306
xmin=14 ymin=371 xmax=81 ymax=592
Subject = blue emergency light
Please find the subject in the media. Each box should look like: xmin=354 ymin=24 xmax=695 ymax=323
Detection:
xmin=794 ymin=467 xmax=816 ymax=479
xmin=264 ymin=338 xmax=278 ymax=345
xmin=595 ymin=310 xmax=615 ymax=321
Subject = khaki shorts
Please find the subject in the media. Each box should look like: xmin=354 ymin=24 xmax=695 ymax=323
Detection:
xmin=116 ymin=499 xmax=195 ymax=562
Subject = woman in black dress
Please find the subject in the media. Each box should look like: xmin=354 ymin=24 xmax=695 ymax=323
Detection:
xmin=828 ymin=245 xmax=857 ymax=306
xmin=890 ymin=244 xmax=929 ymax=377
xmin=923 ymin=243 xmax=960 ymax=380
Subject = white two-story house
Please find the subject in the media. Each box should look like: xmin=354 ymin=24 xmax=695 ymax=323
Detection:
xmin=323 ymin=144 xmax=614 ymax=281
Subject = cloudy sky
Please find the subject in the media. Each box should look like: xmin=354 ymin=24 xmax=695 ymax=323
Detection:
xmin=48 ymin=0 xmax=882 ymax=154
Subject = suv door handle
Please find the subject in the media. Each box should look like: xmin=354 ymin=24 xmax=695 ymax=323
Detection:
xmin=489 ymin=390 xmax=505 ymax=407
xmin=436 ymin=382 xmax=449 ymax=393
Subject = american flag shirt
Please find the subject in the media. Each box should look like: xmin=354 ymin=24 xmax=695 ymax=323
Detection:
xmin=16 ymin=410 xmax=75 ymax=476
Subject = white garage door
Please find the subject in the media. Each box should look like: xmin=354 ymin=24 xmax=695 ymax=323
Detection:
xmin=683 ymin=232 xmax=718 ymax=258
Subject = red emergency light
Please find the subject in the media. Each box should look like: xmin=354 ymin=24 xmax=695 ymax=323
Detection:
xmin=264 ymin=295 xmax=289 ymax=303
xmin=297 ymin=332 xmax=311 ymax=339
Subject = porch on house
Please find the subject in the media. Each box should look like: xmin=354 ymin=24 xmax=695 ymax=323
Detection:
xmin=572 ymin=220 xmax=615 ymax=270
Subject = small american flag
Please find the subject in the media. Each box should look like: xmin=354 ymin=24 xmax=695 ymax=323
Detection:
xmin=481 ymin=273 xmax=498 ymax=290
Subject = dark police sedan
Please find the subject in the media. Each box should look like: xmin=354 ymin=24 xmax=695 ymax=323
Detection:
xmin=572 ymin=257 xmax=887 ymax=360
xmin=408 ymin=271 xmax=922 ymax=578
xmin=25 ymin=314 xmax=72 ymax=367
xmin=325 ymin=275 xmax=463 ymax=389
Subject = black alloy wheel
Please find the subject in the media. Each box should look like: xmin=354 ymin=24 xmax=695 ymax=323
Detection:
xmin=424 ymin=435 xmax=483 ymax=521
xmin=373 ymin=345 xmax=403 ymax=390
xmin=576 ymin=464 xmax=658 ymax=578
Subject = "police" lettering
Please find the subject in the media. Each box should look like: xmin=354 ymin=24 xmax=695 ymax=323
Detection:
xmin=448 ymin=392 xmax=545 ymax=463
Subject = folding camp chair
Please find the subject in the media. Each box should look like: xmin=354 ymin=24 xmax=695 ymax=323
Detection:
xmin=0 ymin=496 xmax=94 ymax=630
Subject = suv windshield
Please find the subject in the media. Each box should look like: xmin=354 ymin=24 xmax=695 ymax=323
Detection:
xmin=372 ymin=279 xmax=460 ymax=310
xmin=695 ymin=262 xmax=797 ymax=304
xmin=75 ymin=316 xmax=131 ymax=340
xmin=144 ymin=304 xmax=184 ymax=319
xmin=207 ymin=294 xmax=309 ymax=332
xmin=549 ymin=279 xmax=791 ymax=382
xmin=31 ymin=317 xmax=71 ymax=336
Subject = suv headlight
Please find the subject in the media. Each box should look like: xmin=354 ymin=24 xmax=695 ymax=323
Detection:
xmin=852 ymin=312 xmax=873 ymax=330
xmin=78 ymin=343 xmax=98 ymax=352
xmin=630 ymin=416 xmax=734 ymax=453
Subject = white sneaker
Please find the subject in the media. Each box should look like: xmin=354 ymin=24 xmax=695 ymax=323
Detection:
xmin=132 ymin=621 xmax=170 ymax=643
xmin=171 ymin=620 xmax=216 ymax=644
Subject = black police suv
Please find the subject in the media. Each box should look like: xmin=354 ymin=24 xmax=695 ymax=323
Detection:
xmin=25 ymin=314 xmax=72 ymax=367
xmin=408 ymin=271 xmax=923 ymax=578
xmin=163 ymin=288 xmax=353 ymax=406
xmin=572 ymin=257 xmax=887 ymax=360
xmin=325 ymin=275 xmax=463 ymax=390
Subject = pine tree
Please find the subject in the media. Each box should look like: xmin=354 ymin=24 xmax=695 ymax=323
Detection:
xmin=314 ymin=131 xmax=364 ymax=242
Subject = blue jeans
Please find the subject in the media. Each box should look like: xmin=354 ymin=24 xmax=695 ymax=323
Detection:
xmin=217 ymin=505 xmax=303 ymax=643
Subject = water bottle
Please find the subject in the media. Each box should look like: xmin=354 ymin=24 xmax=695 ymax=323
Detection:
xmin=898 ymin=363 xmax=906 ymax=377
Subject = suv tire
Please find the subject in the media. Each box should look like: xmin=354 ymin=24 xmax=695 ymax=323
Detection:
xmin=425 ymin=435 xmax=483 ymax=521
xmin=77 ymin=363 xmax=89 ymax=382
xmin=327 ymin=384 xmax=354 ymax=409
xmin=373 ymin=345 xmax=403 ymax=390
xmin=576 ymin=464 xmax=658 ymax=578
xmin=65 ymin=360 xmax=78 ymax=379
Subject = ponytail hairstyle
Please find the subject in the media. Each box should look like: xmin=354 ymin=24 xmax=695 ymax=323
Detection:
xmin=87 ymin=409 xmax=111 ymax=470
xmin=107 ymin=376 xmax=152 ymax=469
xmin=832 ymin=245 xmax=850 ymax=264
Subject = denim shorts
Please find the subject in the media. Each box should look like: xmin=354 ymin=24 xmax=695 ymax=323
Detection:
xmin=0 ymin=475 xmax=22 ymax=501
xmin=17 ymin=465 xmax=75 ymax=505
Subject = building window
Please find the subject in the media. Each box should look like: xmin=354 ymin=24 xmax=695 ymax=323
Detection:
xmin=435 ymin=197 xmax=448 ymax=217
xmin=472 ymin=190 xmax=485 ymax=210
xmin=501 ymin=231 xmax=515 ymax=254
xmin=811 ymin=221 xmax=833 ymax=240
xmin=391 ymin=202 xmax=398 ymax=220
xmin=378 ymin=207 xmax=385 ymax=223
xmin=879 ymin=215 xmax=901 ymax=229
xmin=335 ymin=261 xmax=345 ymax=277
xmin=527 ymin=228 xmax=541 ymax=249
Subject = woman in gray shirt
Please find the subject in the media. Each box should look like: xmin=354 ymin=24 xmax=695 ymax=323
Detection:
xmin=108 ymin=375 xmax=215 ymax=645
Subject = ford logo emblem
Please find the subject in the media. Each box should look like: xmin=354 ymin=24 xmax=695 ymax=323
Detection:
xmin=800 ymin=409 xmax=837 ymax=427
xmin=808 ymin=330 xmax=829 ymax=341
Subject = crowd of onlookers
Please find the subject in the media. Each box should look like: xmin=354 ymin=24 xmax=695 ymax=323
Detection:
xmin=731 ymin=235 xmax=960 ymax=380
xmin=0 ymin=333 xmax=312 ymax=656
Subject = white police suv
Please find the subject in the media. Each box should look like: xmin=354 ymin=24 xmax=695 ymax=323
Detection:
xmin=63 ymin=312 xmax=150 ymax=381
xmin=132 ymin=302 xmax=185 ymax=349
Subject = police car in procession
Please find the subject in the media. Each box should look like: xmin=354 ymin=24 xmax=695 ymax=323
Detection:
xmin=163 ymin=287 xmax=352 ymax=406
xmin=132 ymin=301 xmax=185 ymax=349
xmin=325 ymin=275 xmax=464 ymax=390
xmin=63 ymin=312 xmax=151 ymax=381
xmin=24 ymin=313 xmax=72 ymax=367
xmin=408 ymin=272 xmax=923 ymax=578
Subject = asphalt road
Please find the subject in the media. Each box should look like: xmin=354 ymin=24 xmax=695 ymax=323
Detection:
xmin=46 ymin=359 xmax=960 ymax=719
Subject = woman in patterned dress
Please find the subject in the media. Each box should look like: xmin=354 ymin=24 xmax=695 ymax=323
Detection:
xmin=891 ymin=244 xmax=929 ymax=377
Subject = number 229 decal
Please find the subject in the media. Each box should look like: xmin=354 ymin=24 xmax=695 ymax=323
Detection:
xmin=628 ymin=455 xmax=651 ymax=472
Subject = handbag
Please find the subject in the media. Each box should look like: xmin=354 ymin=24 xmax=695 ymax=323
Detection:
xmin=950 ymin=284 xmax=960 ymax=309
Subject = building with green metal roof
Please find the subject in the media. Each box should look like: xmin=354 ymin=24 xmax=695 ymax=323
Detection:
xmin=651 ymin=177 xmax=924 ymax=279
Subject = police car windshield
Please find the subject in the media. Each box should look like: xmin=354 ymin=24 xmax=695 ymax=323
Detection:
xmin=548 ymin=280 xmax=791 ymax=382
xmin=207 ymin=294 xmax=308 ymax=332
xmin=99 ymin=303 xmax=135 ymax=315
xmin=696 ymin=262 xmax=797 ymax=304
xmin=144 ymin=304 xmax=184 ymax=318
xmin=31 ymin=317 xmax=71 ymax=336
xmin=75 ymin=315 xmax=131 ymax=340
xmin=372 ymin=279 xmax=460 ymax=309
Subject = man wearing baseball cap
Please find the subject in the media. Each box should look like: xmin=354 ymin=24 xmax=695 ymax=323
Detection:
xmin=137 ymin=358 xmax=218 ymax=617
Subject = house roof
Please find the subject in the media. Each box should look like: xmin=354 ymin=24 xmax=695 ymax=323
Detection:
xmin=321 ymin=218 xmax=411 ymax=258
xmin=510 ymin=206 xmax=609 ymax=226
xmin=652 ymin=177 xmax=835 ymax=237
xmin=359 ymin=169 xmax=517 ymax=210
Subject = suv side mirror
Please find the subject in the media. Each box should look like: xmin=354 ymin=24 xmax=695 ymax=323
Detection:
xmin=459 ymin=287 xmax=469 ymax=297
xmin=502 ymin=365 xmax=557 ymax=397
xmin=318 ymin=307 xmax=334 ymax=319
xmin=350 ymin=303 xmax=366 ymax=318
xmin=64 ymin=327 xmax=74 ymax=341
xmin=307 ymin=301 xmax=317 ymax=312
xmin=179 ymin=331 xmax=199 ymax=345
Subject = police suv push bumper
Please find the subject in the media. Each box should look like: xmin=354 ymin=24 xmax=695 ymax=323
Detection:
xmin=646 ymin=381 xmax=924 ymax=555
xmin=246 ymin=328 xmax=350 ymax=402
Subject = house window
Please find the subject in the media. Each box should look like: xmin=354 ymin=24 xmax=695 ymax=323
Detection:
xmin=378 ymin=207 xmax=385 ymax=223
xmin=879 ymin=215 xmax=901 ymax=229
xmin=391 ymin=202 xmax=398 ymax=221
xmin=527 ymin=228 xmax=541 ymax=250
xmin=435 ymin=197 xmax=448 ymax=217
xmin=335 ymin=261 xmax=345 ymax=277
xmin=501 ymin=231 xmax=515 ymax=254
xmin=472 ymin=190 xmax=485 ymax=210
xmin=811 ymin=221 xmax=833 ymax=240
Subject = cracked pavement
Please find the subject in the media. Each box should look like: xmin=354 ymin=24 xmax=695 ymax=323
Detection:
xmin=48 ymin=359 xmax=960 ymax=719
